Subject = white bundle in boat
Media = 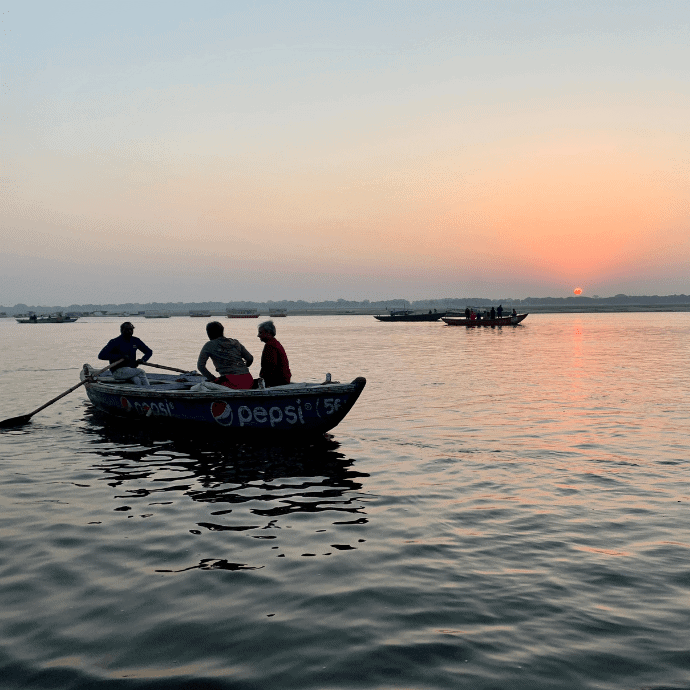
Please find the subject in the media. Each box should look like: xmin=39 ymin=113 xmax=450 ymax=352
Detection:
xmin=189 ymin=381 xmax=230 ymax=392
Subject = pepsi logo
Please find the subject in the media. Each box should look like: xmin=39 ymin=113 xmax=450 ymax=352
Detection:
xmin=211 ymin=401 xmax=234 ymax=426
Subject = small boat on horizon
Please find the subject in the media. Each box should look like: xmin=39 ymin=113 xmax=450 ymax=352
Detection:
xmin=189 ymin=310 xmax=212 ymax=317
xmin=226 ymin=308 xmax=260 ymax=318
xmin=374 ymin=309 xmax=446 ymax=322
xmin=144 ymin=311 xmax=171 ymax=318
xmin=442 ymin=313 xmax=528 ymax=327
xmin=16 ymin=312 xmax=78 ymax=324
xmin=269 ymin=308 xmax=288 ymax=317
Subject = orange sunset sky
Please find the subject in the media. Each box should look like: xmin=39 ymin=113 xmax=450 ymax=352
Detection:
xmin=1 ymin=1 xmax=688 ymax=304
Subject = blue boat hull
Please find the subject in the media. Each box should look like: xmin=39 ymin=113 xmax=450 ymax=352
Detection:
xmin=82 ymin=373 xmax=366 ymax=436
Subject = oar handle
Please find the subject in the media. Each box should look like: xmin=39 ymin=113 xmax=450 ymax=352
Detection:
xmin=139 ymin=361 xmax=196 ymax=374
xmin=27 ymin=359 xmax=125 ymax=416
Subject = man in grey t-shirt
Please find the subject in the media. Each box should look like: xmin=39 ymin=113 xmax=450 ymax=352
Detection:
xmin=197 ymin=321 xmax=255 ymax=389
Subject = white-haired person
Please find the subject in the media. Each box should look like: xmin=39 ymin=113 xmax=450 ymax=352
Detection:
xmin=257 ymin=320 xmax=291 ymax=387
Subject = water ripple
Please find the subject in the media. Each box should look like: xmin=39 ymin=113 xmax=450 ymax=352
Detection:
xmin=1 ymin=315 xmax=690 ymax=688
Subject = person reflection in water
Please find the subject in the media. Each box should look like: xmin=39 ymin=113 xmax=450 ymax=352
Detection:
xmin=98 ymin=322 xmax=152 ymax=386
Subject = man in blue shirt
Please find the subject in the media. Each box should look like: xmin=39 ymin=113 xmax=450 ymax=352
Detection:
xmin=98 ymin=322 xmax=153 ymax=386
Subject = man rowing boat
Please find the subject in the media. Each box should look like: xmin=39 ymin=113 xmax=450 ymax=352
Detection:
xmin=98 ymin=322 xmax=152 ymax=387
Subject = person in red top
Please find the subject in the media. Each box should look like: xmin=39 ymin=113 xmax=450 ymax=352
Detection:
xmin=257 ymin=320 xmax=291 ymax=387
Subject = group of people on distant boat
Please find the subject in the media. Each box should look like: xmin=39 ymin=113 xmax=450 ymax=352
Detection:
xmin=98 ymin=320 xmax=291 ymax=389
xmin=464 ymin=305 xmax=517 ymax=322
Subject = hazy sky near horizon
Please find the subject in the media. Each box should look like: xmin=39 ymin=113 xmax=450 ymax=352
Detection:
xmin=1 ymin=0 xmax=689 ymax=305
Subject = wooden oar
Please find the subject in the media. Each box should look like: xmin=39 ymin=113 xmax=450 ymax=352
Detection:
xmin=0 ymin=359 xmax=125 ymax=428
xmin=140 ymin=362 xmax=197 ymax=374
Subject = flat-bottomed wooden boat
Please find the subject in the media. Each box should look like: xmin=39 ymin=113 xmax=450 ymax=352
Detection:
xmin=16 ymin=313 xmax=78 ymax=324
xmin=226 ymin=309 xmax=260 ymax=318
xmin=374 ymin=309 xmax=446 ymax=322
xmin=442 ymin=313 xmax=528 ymax=327
xmin=81 ymin=367 xmax=366 ymax=437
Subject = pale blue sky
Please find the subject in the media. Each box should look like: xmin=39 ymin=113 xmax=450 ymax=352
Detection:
xmin=1 ymin=1 xmax=688 ymax=304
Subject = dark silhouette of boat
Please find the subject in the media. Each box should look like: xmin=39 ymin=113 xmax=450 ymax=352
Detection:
xmin=16 ymin=312 xmax=78 ymax=324
xmin=226 ymin=308 xmax=259 ymax=318
xmin=374 ymin=309 xmax=446 ymax=322
xmin=442 ymin=313 xmax=528 ymax=327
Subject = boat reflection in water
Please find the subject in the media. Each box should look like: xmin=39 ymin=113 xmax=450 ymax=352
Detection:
xmin=79 ymin=410 xmax=370 ymax=571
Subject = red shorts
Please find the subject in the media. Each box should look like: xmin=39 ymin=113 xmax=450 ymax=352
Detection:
xmin=214 ymin=373 xmax=254 ymax=390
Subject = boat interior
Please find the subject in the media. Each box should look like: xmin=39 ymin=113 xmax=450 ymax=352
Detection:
xmin=90 ymin=371 xmax=203 ymax=390
xmin=84 ymin=368 xmax=338 ymax=393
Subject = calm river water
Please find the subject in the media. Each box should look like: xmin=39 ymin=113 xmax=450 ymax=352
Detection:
xmin=1 ymin=313 xmax=689 ymax=689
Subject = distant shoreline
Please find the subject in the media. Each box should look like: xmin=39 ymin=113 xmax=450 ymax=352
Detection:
xmin=5 ymin=304 xmax=690 ymax=318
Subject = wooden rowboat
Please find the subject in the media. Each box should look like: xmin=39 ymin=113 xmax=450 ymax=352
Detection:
xmin=442 ymin=313 xmax=528 ymax=327
xmin=80 ymin=367 xmax=366 ymax=436
xmin=374 ymin=309 xmax=446 ymax=322
xmin=226 ymin=309 xmax=260 ymax=318
xmin=16 ymin=312 xmax=78 ymax=324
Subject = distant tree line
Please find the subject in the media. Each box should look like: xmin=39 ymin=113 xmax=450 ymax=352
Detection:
xmin=2 ymin=294 xmax=690 ymax=315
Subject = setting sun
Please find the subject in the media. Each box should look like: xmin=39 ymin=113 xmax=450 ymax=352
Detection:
xmin=574 ymin=288 xmax=583 ymax=295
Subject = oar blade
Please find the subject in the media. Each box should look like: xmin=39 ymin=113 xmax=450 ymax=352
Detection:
xmin=0 ymin=414 xmax=33 ymax=428
xmin=0 ymin=358 xmax=125 ymax=430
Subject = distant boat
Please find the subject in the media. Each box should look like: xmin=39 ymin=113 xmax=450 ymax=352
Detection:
xmin=269 ymin=308 xmax=288 ymax=317
xmin=16 ymin=312 xmax=78 ymax=324
xmin=189 ymin=310 xmax=212 ymax=317
xmin=144 ymin=311 xmax=171 ymax=319
xmin=374 ymin=309 xmax=445 ymax=322
xmin=442 ymin=313 xmax=528 ymax=327
xmin=226 ymin=308 xmax=259 ymax=319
